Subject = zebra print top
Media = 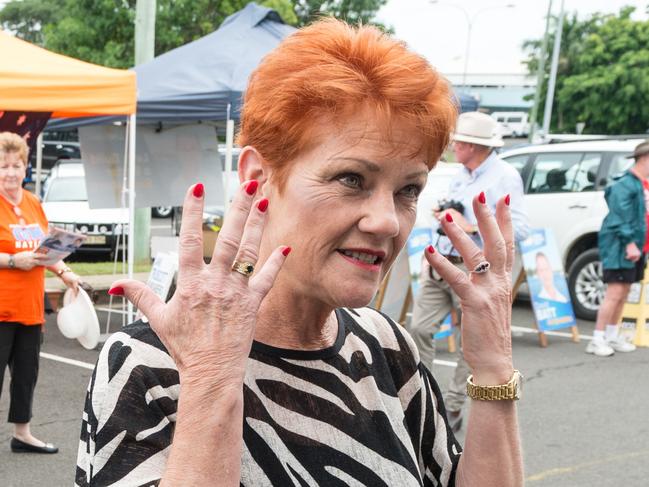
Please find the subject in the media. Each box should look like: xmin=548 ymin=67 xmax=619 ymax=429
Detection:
xmin=76 ymin=307 xmax=462 ymax=486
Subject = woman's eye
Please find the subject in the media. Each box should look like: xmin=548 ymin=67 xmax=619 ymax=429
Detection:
xmin=400 ymin=184 xmax=422 ymax=199
xmin=337 ymin=173 xmax=363 ymax=189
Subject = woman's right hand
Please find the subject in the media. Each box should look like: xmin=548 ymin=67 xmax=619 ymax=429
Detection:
xmin=13 ymin=251 xmax=49 ymax=271
xmin=107 ymin=181 xmax=289 ymax=391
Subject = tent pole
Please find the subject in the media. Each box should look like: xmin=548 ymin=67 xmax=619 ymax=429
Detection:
xmin=35 ymin=132 xmax=43 ymax=197
xmin=127 ymin=114 xmax=137 ymax=323
xmin=224 ymin=104 xmax=234 ymax=218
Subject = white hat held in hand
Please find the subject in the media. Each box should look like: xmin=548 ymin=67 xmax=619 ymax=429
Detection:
xmin=56 ymin=288 xmax=100 ymax=350
xmin=453 ymin=111 xmax=504 ymax=148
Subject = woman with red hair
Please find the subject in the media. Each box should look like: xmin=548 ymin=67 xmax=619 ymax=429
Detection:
xmin=76 ymin=19 xmax=522 ymax=486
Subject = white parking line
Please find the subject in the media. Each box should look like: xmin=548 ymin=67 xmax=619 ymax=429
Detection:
xmin=38 ymin=324 xmax=595 ymax=371
xmin=512 ymin=325 xmax=593 ymax=341
xmin=40 ymin=352 xmax=95 ymax=370
xmin=433 ymin=359 xmax=458 ymax=368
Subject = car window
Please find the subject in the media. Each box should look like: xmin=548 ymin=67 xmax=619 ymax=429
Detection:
xmin=573 ymin=153 xmax=602 ymax=191
xmin=507 ymin=116 xmax=523 ymax=123
xmin=44 ymin=177 xmax=87 ymax=202
xmin=528 ymin=153 xmax=584 ymax=193
xmin=502 ymin=154 xmax=528 ymax=177
xmin=607 ymin=153 xmax=634 ymax=183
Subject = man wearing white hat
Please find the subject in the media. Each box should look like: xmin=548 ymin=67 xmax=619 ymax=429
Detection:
xmin=408 ymin=111 xmax=530 ymax=432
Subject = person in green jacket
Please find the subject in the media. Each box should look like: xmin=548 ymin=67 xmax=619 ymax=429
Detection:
xmin=587 ymin=140 xmax=649 ymax=357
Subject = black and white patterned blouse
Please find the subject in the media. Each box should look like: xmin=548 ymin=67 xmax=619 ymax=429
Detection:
xmin=76 ymin=307 xmax=462 ymax=486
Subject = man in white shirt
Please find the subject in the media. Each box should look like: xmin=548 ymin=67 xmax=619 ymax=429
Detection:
xmin=408 ymin=111 xmax=530 ymax=432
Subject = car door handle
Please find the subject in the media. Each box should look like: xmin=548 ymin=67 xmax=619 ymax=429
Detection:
xmin=568 ymin=204 xmax=588 ymax=209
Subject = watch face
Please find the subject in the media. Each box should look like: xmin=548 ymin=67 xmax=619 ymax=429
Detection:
xmin=515 ymin=371 xmax=523 ymax=400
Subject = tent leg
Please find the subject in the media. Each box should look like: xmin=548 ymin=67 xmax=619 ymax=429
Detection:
xmin=223 ymin=104 xmax=235 ymax=218
xmin=35 ymin=133 xmax=43 ymax=197
xmin=127 ymin=114 xmax=137 ymax=323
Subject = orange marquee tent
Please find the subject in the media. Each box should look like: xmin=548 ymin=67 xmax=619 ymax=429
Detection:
xmin=0 ymin=30 xmax=136 ymax=117
xmin=0 ymin=30 xmax=138 ymax=308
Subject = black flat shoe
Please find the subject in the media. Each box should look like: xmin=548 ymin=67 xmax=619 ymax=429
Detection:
xmin=10 ymin=437 xmax=58 ymax=454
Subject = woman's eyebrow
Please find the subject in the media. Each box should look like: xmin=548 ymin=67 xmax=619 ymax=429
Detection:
xmin=331 ymin=156 xmax=427 ymax=180
xmin=331 ymin=157 xmax=381 ymax=172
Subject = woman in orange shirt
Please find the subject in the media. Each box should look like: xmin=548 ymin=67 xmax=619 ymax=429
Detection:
xmin=0 ymin=132 xmax=81 ymax=454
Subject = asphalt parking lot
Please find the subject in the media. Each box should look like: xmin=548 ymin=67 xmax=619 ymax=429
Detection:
xmin=0 ymin=298 xmax=647 ymax=486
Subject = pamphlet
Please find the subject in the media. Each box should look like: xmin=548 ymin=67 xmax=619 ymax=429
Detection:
xmin=34 ymin=227 xmax=87 ymax=265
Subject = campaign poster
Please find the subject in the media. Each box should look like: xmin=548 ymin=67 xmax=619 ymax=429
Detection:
xmin=405 ymin=226 xmax=453 ymax=338
xmin=519 ymin=228 xmax=577 ymax=331
xmin=406 ymin=227 xmax=433 ymax=296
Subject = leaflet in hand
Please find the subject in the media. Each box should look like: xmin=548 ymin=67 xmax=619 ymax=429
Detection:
xmin=34 ymin=227 xmax=87 ymax=265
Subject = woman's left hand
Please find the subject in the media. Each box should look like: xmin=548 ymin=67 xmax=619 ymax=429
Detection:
xmin=426 ymin=193 xmax=514 ymax=385
xmin=61 ymin=271 xmax=82 ymax=294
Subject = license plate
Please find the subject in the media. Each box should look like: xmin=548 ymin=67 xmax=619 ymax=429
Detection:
xmin=85 ymin=235 xmax=106 ymax=245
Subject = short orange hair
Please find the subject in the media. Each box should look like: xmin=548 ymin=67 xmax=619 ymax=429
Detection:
xmin=237 ymin=19 xmax=457 ymax=187
xmin=0 ymin=132 xmax=29 ymax=166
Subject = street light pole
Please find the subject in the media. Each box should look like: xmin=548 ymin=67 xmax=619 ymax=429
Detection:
xmin=542 ymin=0 xmax=565 ymax=136
xmin=133 ymin=0 xmax=156 ymax=266
xmin=529 ymin=0 xmax=554 ymax=141
xmin=430 ymin=1 xmax=515 ymax=91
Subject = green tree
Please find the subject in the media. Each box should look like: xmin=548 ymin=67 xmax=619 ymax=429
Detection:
xmin=0 ymin=0 xmax=386 ymax=69
xmin=524 ymin=6 xmax=649 ymax=134
xmin=293 ymin=0 xmax=388 ymax=27
xmin=0 ymin=0 xmax=61 ymax=45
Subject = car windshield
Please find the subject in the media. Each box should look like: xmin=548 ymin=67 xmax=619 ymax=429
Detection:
xmin=45 ymin=177 xmax=87 ymax=202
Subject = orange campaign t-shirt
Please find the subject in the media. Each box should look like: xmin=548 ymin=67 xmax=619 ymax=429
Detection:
xmin=0 ymin=190 xmax=48 ymax=325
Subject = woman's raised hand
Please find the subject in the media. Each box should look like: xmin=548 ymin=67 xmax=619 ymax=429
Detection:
xmin=425 ymin=193 xmax=514 ymax=384
xmin=108 ymin=181 xmax=289 ymax=389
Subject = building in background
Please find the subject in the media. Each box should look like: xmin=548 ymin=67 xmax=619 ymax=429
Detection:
xmin=448 ymin=73 xmax=536 ymax=114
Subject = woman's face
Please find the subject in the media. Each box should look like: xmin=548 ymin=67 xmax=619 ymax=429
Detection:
xmin=0 ymin=151 xmax=26 ymax=196
xmin=536 ymin=255 xmax=555 ymax=289
xmin=261 ymin=117 xmax=429 ymax=308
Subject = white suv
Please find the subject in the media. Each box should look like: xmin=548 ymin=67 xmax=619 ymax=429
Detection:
xmin=501 ymin=139 xmax=642 ymax=320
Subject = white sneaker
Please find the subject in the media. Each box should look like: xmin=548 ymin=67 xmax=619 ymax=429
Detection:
xmin=608 ymin=336 xmax=636 ymax=353
xmin=585 ymin=338 xmax=615 ymax=357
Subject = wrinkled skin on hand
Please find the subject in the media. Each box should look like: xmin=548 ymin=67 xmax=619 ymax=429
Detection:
xmin=108 ymin=182 xmax=289 ymax=390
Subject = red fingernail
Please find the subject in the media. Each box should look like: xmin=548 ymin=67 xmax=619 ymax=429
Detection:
xmin=108 ymin=286 xmax=124 ymax=296
xmin=445 ymin=213 xmax=453 ymax=223
xmin=479 ymin=191 xmax=486 ymax=204
xmin=193 ymin=183 xmax=204 ymax=198
xmin=257 ymin=198 xmax=269 ymax=212
xmin=282 ymin=246 xmax=292 ymax=256
xmin=505 ymin=194 xmax=511 ymax=206
xmin=427 ymin=245 xmax=435 ymax=254
xmin=245 ymin=180 xmax=258 ymax=195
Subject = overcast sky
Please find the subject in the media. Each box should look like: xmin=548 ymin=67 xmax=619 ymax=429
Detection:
xmin=1 ymin=0 xmax=646 ymax=77
xmin=376 ymin=0 xmax=648 ymax=76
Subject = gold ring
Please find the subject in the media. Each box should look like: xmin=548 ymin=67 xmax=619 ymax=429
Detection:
xmin=231 ymin=260 xmax=255 ymax=277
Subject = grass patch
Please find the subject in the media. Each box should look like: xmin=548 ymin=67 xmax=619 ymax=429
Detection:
xmin=46 ymin=261 xmax=152 ymax=277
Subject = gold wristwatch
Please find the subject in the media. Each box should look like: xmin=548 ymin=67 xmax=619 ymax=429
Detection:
xmin=466 ymin=370 xmax=523 ymax=401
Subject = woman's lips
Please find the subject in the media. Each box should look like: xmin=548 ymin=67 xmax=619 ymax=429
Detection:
xmin=336 ymin=249 xmax=384 ymax=272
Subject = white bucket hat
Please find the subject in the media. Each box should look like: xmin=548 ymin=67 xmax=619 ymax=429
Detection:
xmin=56 ymin=288 xmax=100 ymax=350
xmin=453 ymin=111 xmax=504 ymax=148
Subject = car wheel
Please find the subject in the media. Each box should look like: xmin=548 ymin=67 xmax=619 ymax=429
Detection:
xmin=567 ymin=248 xmax=605 ymax=321
xmin=152 ymin=206 xmax=173 ymax=218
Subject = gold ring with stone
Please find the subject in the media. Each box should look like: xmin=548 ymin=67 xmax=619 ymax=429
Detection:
xmin=231 ymin=260 xmax=255 ymax=277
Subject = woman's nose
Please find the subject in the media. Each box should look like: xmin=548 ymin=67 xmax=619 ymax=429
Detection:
xmin=358 ymin=192 xmax=400 ymax=238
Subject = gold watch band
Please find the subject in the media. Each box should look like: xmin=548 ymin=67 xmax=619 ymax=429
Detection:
xmin=466 ymin=370 xmax=522 ymax=401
